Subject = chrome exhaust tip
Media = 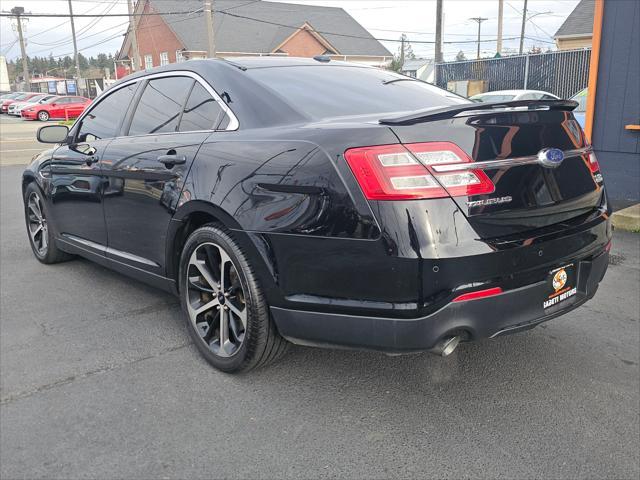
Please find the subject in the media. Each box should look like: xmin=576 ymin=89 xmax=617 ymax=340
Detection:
xmin=430 ymin=336 xmax=461 ymax=357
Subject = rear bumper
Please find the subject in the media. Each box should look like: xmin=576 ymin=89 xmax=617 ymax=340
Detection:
xmin=271 ymin=248 xmax=609 ymax=353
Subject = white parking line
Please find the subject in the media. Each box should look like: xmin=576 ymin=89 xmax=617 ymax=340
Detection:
xmin=0 ymin=138 xmax=39 ymax=142
xmin=1 ymin=148 xmax=42 ymax=152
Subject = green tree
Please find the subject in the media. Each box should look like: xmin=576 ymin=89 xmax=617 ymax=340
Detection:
xmin=78 ymin=53 xmax=89 ymax=70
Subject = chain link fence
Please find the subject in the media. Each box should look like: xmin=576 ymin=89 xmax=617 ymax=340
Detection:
xmin=435 ymin=49 xmax=591 ymax=99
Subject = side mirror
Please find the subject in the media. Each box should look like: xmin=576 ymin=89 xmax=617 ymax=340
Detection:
xmin=37 ymin=125 xmax=69 ymax=144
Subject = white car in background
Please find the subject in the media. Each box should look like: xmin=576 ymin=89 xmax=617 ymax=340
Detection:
xmin=469 ymin=89 xmax=559 ymax=103
xmin=7 ymin=94 xmax=57 ymax=116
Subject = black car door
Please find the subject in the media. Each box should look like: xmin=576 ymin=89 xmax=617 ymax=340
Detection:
xmin=48 ymin=82 xmax=138 ymax=250
xmin=101 ymin=74 xmax=235 ymax=275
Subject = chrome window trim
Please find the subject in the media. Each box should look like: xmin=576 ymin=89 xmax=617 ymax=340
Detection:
xmin=431 ymin=147 xmax=591 ymax=172
xmin=74 ymin=70 xmax=239 ymax=136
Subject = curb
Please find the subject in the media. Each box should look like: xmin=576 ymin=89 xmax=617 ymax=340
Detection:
xmin=612 ymin=204 xmax=640 ymax=232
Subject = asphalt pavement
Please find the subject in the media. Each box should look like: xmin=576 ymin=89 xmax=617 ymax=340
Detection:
xmin=1 ymin=114 xmax=639 ymax=479
xmin=0 ymin=115 xmax=43 ymax=166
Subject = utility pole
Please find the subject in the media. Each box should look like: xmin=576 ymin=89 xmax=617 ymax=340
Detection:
xmin=67 ymin=0 xmax=83 ymax=96
xmin=497 ymin=0 xmax=504 ymax=55
xmin=11 ymin=7 xmax=30 ymax=89
xmin=519 ymin=0 xmax=528 ymax=54
xmin=127 ymin=0 xmax=140 ymax=70
xmin=400 ymin=34 xmax=405 ymax=69
xmin=204 ymin=0 xmax=216 ymax=58
xmin=469 ymin=17 xmax=488 ymax=59
xmin=435 ymin=0 xmax=443 ymax=63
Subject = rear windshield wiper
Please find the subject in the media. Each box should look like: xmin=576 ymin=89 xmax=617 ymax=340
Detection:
xmin=382 ymin=78 xmax=418 ymax=85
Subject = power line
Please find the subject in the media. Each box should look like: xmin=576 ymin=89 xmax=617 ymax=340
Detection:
xmin=469 ymin=17 xmax=489 ymax=59
xmin=0 ymin=10 xmax=200 ymax=18
xmin=216 ymin=10 xmax=518 ymax=45
xmin=3 ymin=3 xmax=559 ymax=63
xmin=25 ymin=5 xmax=205 ymax=60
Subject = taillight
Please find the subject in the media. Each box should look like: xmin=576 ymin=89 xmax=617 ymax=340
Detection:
xmin=587 ymin=152 xmax=601 ymax=173
xmin=344 ymin=142 xmax=494 ymax=201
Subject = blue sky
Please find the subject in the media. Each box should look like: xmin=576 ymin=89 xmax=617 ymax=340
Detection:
xmin=0 ymin=0 xmax=582 ymax=61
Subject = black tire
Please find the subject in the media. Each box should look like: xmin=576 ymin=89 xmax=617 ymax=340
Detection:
xmin=179 ymin=224 xmax=288 ymax=373
xmin=37 ymin=110 xmax=49 ymax=122
xmin=24 ymin=182 xmax=74 ymax=264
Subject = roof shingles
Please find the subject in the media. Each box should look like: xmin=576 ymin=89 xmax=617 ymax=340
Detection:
xmin=127 ymin=0 xmax=390 ymax=57
xmin=554 ymin=0 xmax=595 ymax=38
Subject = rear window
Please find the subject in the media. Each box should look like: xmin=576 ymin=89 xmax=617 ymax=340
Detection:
xmin=247 ymin=66 xmax=466 ymax=119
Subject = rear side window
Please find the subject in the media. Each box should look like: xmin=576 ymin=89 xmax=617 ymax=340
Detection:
xmin=129 ymin=76 xmax=193 ymax=135
xmin=77 ymin=83 xmax=137 ymax=141
xmin=247 ymin=66 xmax=467 ymax=119
xmin=178 ymin=82 xmax=227 ymax=132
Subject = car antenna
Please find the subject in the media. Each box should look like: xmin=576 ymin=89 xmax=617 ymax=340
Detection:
xmin=313 ymin=55 xmax=331 ymax=63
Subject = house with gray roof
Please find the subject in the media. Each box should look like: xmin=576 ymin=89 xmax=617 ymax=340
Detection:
xmin=553 ymin=0 xmax=595 ymax=50
xmin=117 ymin=0 xmax=391 ymax=73
xmin=400 ymin=59 xmax=435 ymax=83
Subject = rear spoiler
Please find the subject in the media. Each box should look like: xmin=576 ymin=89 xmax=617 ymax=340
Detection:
xmin=379 ymin=99 xmax=579 ymax=126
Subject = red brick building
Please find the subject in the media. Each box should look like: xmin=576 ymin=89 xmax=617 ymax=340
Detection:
xmin=118 ymin=0 xmax=391 ymax=74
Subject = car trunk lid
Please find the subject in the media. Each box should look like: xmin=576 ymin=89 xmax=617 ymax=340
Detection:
xmin=380 ymin=101 xmax=604 ymax=238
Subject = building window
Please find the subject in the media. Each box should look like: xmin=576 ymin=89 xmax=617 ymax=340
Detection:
xmin=160 ymin=52 xmax=169 ymax=66
xmin=176 ymin=50 xmax=183 ymax=62
xmin=144 ymin=54 xmax=153 ymax=70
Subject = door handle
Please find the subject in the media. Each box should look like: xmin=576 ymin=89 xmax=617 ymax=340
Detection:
xmin=157 ymin=154 xmax=187 ymax=166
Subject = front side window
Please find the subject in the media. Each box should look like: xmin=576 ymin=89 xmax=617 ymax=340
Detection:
xmin=76 ymin=83 xmax=137 ymax=141
xmin=160 ymin=52 xmax=169 ymax=66
xmin=128 ymin=76 xmax=193 ymax=135
xmin=178 ymin=82 xmax=227 ymax=132
xmin=144 ymin=54 xmax=153 ymax=70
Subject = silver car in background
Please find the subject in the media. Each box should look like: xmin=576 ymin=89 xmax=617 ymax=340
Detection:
xmin=7 ymin=94 xmax=58 ymax=116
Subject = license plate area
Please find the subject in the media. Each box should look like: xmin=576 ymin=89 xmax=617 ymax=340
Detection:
xmin=543 ymin=263 xmax=578 ymax=309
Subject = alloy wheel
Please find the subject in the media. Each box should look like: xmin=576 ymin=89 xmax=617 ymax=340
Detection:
xmin=27 ymin=191 xmax=48 ymax=256
xmin=38 ymin=111 xmax=49 ymax=121
xmin=186 ymin=242 xmax=248 ymax=357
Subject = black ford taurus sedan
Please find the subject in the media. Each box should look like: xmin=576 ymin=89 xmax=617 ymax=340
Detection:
xmin=23 ymin=57 xmax=611 ymax=372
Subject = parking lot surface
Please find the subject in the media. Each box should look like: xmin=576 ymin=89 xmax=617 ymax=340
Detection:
xmin=1 ymin=115 xmax=639 ymax=479
xmin=0 ymin=115 xmax=43 ymax=166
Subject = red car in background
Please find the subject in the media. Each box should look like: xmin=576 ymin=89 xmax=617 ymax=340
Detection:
xmin=20 ymin=95 xmax=91 ymax=121
xmin=1 ymin=92 xmax=40 ymax=113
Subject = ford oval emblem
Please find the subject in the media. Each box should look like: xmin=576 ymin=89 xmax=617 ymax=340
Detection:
xmin=537 ymin=148 xmax=565 ymax=168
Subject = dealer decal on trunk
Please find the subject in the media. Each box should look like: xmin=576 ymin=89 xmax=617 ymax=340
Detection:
xmin=544 ymin=264 xmax=577 ymax=309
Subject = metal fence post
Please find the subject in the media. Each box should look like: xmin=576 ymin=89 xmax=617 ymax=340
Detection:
xmin=524 ymin=55 xmax=530 ymax=89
